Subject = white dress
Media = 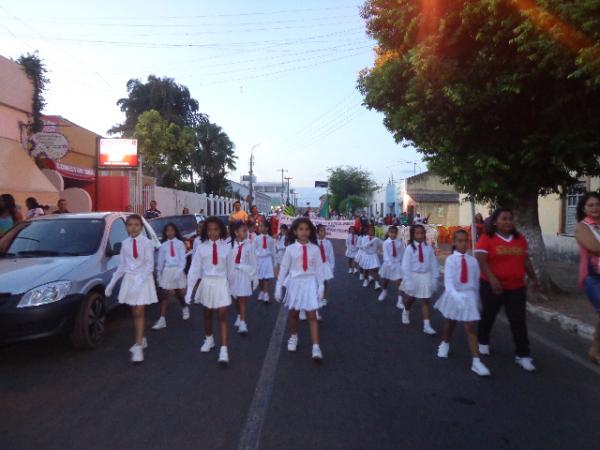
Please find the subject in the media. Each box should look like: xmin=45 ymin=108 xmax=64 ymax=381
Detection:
xmin=345 ymin=234 xmax=359 ymax=258
xmin=435 ymin=251 xmax=481 ymax=321
xmin=400 ymin=242 xmax=439 ymax=299
xmin=317 ymin=238 xmax=335 ymax=281
xmin=157 ymin=238 xmax=187 ymax=290
xmin=254 ymin=234 xmax=275 ymax=279
xmin=274 ymin=235 xmax=287 ymax=267
xmin=227 ymin=239 xmax=258 ymax=298
xmin=276 ymin=242 xmax=325 ymax=311
xmin=186 ymin=239 xmax=232 ymax=309
xmin=108 ymin=235 xmax=159 ymax=306
xmin=379 ymin=238 xmax=404 ymax=281
xmin=359 ymin=236 xmax=381 ymax=270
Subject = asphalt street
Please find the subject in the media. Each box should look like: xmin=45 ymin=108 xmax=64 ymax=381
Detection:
xmin=2 ymin=240 xmax=600 ymax=450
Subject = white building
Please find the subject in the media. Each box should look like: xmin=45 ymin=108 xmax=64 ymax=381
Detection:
xmin=240 ymin=176 xmax=287 ymax=208
xmin=228 ymin=179 xmax=272 ymax=214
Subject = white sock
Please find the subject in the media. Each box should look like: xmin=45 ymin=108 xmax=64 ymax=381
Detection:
xmin=472 ymin=357 xmax=481 ymax=363
xmin=312 ymin=344 xmax=320 ymax=350
xmin=220 ymin=345 xmax=227 ymax=351
xmin=424 ymin=320 xmax=431 ymax=327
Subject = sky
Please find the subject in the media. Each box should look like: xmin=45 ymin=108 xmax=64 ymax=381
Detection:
xmin=0 ymin=0 xmax=424 ymax=206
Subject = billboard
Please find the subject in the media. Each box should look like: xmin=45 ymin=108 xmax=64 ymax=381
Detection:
xmin=314 ymin=181 xmax=328 ymax=188
xmin=98 ymin=138 xmax=138 ymax=168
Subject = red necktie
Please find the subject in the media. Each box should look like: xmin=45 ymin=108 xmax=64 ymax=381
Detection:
xmin=369 ymin=236 xmax=373 ymax=241
xmin=418 ymin=243 xmax=424 ymax=263
xmin=235 ymin=243 xmax=243 ymax=264
xmin=212 ymin=241 xmax=218 ymax=265
xmin=262 ymin=235 xmax=267 ymax=249
xmin=392 ymin=241 xmax=397 ymax=257
xmin=460 ymin=254 xmax=468 ymax=283
xmin=302 ymin=245 xmax=308 ymax=271
xmin=132 ymin=238 xmax=138 ymax=259
xmin=352 ymin=235 xmax=355 ymax=245
xmin=170 ymin=240 xmax=175 ymax=257
xmin=319 ymin=241 xmax=327 ymax=262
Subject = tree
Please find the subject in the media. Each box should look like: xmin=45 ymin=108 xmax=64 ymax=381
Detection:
xmin=327 ymin=166 xmax=377 ymax=213
xmin=109 ymin=75 xmax=205 ymax=136
xmin=191 ymin=121 xmax=237 ymax=195
xmin=338 ymin=195 xmax=368 ymax=214
xmin=16 ymin=52 xmax=49 ymax=134
xmin=358 ymin=0 xmax=600 ymax=291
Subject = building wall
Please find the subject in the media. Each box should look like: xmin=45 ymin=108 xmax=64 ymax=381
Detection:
xmin=0 ymin=55 xmax=33 ymax=115
xmin=406 ymin=172 xmax=456 ymax=193
xmin=415 ymin=202 xmax=459 ymax=227
xmin=457 ymin=194 xmax=490 ymax=226
xmin=48 ymin=116 xmax=99 ymax=170
xmin=0 ymin=104 xmax=28 ymax=143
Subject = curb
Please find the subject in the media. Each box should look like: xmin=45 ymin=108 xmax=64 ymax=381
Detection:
xmin=527 ymin=303 xmax=595 ymax=341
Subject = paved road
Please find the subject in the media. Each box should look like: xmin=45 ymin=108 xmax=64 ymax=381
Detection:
xmin=2 ymin=241 xmax=600 ymax=450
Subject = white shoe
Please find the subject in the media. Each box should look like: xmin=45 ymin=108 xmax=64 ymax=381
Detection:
xmin=182 ymin=306 xmax=190 ymax=320
xmin=238 ymin=321 xmax=248 ymax=334
xmin=299 ymin=310 xmax=307 ymax=321
xmin=263 ymin=293 xmax=270 ymax=303
xmin=317 ymin=311 xmax=323 ymax=321
xmin=258 ymin=291 xmax=264 ymax=301
xmin=378 ymin=290 xmax=387 ymax=301
xmin=200 ymin=336 xmax=215 ymax=353
xmin=374 ymin=281 xmax=382 ymax=290
xmin=362 ymin=279 xmax=369 ymax=288
xmin=129 ymin=344 xmax=144 ymax=363
xmin=478 ymin=344 xmax=491 ymax=355
xmin=396 ymin=297 xmax=405 ymax=310
xmin=348 ymin=268 xmax=353 ymax=274
xmin=218 ymin=346 xmax=229 ymax=364
xmin=515 ymin=356 xmax=536 ymax=372
xmin=359 ymin=273 xmax=365 ymax=281
xmin=312 ymin=344 xmax=323 ymax=361
xmin=152 ymin=317 xmax=166 ymax=330
xmin=141 ymin=337 xmax=148 ymax=349
xmin=471 ymin=358 xmax=491 ymax=376
xmin=234 ymin=315 xmax=241 ymax=328
xmin=321 ymin=298 xmax=328 ymax=307
xmin=423 ymin=323 xmax=437 ymax=335
xmin=353 ymin=268 xmax=359 ymax=274
xmin=437 ymin=342 xmax=450 ymax=358
xmin=402 ymin=310 xmax=410 ymax=324
xmin=287 ymin=335 xmax=298 ymax=352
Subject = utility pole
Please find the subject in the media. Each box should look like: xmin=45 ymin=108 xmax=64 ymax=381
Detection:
xmin=284 ymin=176 xmax=293 ymax=205
xmin=248 ymin=143 xmax=260 ymax=208
xmin=277 ymin=168 xmax=287 ymax=206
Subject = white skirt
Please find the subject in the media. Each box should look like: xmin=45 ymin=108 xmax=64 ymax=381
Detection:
xmin=118 ymin=274 xmax=159 ymax=306
xmin=379 ymin=261 xmax=403 ymax=281
xmin=159 ymin=266 xmax=187 ymax=290
xmin=228 ymin=269 xmax=254 ymax=298
xmin=318 ymin=262 xmax=334 ymax=281
xmin=194 ymin=277 xmax=232 ymax=309
xmin=256 ymin=255 xmax=274 ymax=279
xmin=345 ymin=247 xmax=358 ymax=258
xmin=360 ymin=253 xmax=380 ymax=270
xmin=434 ymin=289 xmax=480 ymax=322
xmin=283 ymin=275 xmax=321 ymax=311
xmin=355 ymin=250 xmax=364 ymax=268
xmin=400 ymin=271 xmax=434 ymax=299
xmin=275 ymin=250 xmax=285 ymax=267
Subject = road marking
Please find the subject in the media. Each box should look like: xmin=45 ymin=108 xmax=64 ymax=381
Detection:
xmin=238 ymin=304 xmax=288 ymax=450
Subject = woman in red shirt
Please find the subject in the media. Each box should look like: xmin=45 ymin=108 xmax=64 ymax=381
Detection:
xmin=475 ymin=208 xmax=540 ymax=372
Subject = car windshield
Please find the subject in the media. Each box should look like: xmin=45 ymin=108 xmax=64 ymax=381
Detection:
xmin=0 ymin=219 xmax=105 ymax=258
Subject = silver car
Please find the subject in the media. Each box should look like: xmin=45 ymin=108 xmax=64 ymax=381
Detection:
xmin=0 ymin=212 xmax=160 ymax=348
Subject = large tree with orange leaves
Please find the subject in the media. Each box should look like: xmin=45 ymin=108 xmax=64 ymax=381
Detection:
xmin=358 ymin=0 xmax=600 ymax=290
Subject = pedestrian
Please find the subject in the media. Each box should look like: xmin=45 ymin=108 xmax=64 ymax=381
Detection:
xmin=229 ymin=200 xmax=249 ymax=225
xmin=359 ymin=224 xmax=382 ymax=290
xmin=400 ymin=224 xmax=439 ymax=335
xmin=53 ymin=198 xmax=70 ymax=214
xmin=182 ymin=207 xmax=190 ymax=215
xmin=474 ymin=213 xmax=485 ymax=240
xmin=345 ymin=226 xmax=359 ymax=274
xmin=434 ymin=229 xmax=491 ymax=376
xmin=25 ymin=197 xmax=44 ymax=219
xmin=105 ymin=214 xmax=158 ymax=363
xmin=274 ymin=223 xmax=289 ymax=277
xmin=316 ymin=224 xmax=335 ymax=307
xmin=185 ymin=216 xmax=232 ymax=364
xmin=254 ymin=220 xmax=275 ymax=303
xmin=575 ymin=192 xmax=600 ymax=364
xmin=152 ymin=223 xmax=189 ymax=331
xmin=144 ymin=200 xmax=161 ymax=220
xmin=475 ymin=207 xmax=540 ymax=372
xmin=378 ymin=225 xmax=404 ymax=302
xmin=355 ymin=228 xmax=367 ymax=281
xmin=0 ymin=193 xmax=21 ymax=236
xmin=228 ymin=221 xmax=257 ymax=335
xmin=275 ymin=217 xmax=325 ymax=361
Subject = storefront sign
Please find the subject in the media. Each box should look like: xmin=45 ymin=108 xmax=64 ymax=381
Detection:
xmin=54 ymin=162 xmax=95 ymax=181
xmin=30 ymin=132 xmax=69 ymax=160
xmin=98 ymin=138 xmax=138 ymax=168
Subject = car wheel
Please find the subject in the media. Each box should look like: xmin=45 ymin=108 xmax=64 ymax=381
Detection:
xmin=70 ymin=292 xmax=107 ymax=349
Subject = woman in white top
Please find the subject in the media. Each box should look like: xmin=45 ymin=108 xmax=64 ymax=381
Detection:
xmin=275 ymin=218 xmax=326 ymax=361
xmin=378 ymin=226 xmax=405 ymax=302
xmin=254 ymin=221 xmax=276 ymax=303
xmin=105 ymin=214 xmax=158 ymax=363
xmin=434 ymin=230 xmax=490 ymax=377
xmin=316 ymin=224 xmax=335 ymax=307
xmin=359 ymin=225 xmax=382 ymax=290
xmin=186 ymin=217 xmax=232 ymax=364
xmin=400 ymin=224 xmax=439 ymax=335
xmin=25 ymin=197 xmax=45 ymax=219
xmin=152 ymin=223 xmax=189 ymax=331
xmin=345 ymin=226 xmax=359 ymax=274
xmin=228 ymin=221 xmax=257 ymax=335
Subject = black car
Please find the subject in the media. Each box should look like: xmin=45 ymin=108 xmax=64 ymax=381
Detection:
xmin=149 ymin=214 xmax=199 ymax=242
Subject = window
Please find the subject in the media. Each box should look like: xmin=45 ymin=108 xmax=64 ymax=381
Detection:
xmin=564 ymin=183 xmax=585 ymax=235
xmin=108 ymin=218 xmax=129 ymax=250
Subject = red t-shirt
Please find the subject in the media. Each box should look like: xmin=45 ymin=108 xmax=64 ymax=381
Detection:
xmin=475 ymin=233 xmax=529 ymax=290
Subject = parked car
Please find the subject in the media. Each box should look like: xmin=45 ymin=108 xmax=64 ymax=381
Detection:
xmin=148 ymin=214 xmax=198 ymax=243
xmin=0 ymin=212 xmax=160 ymax=348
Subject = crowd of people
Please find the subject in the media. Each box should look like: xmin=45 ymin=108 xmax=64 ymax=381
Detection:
xmin=0 ymin=194 xmax=71 ymax=237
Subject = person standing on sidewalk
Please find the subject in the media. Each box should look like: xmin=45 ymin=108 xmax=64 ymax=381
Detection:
xmin=475 ymin=208 xmax=540 ymax=372
xmin=575 ymin=192 xmax=600 ymax=364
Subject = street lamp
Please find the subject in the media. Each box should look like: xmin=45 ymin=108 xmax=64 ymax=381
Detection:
xmin=248 ymin=143 xmax=260 ymax=207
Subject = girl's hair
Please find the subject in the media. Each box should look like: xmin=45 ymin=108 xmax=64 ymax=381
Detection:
xmin=1 ymin=193 xmax=18 ymax=221
xmin=576 ymin=192 xmax=600 ymax=222
xmin=348 ymin=226 xmax=355 ymax=233
xmin=485 ymin=207 xmax=520 ymax=238
xmin=316 ymin=224 xmax=326 ymax=233
xmin=125 ymin=214 xmax=143 ymax=226
xmin=200 ymin=216 xmax=228 ymax=241
xmin=451 ymin=229 xmax=469 ymax=252
xmin=388 ymin=225 xmax=398 ymax=233
xmin=408 ymin=224 xmax=427 ymax=250
xmin=475 ymin=213 xmax=484 ymax=224
xmin=162 ymin=222 xmax=184 ymax=242
xmin=229 ymin=220 xmax=248 ymax=246
xmin=259 ymin=220 xmax=269 ymax=233
xmin=286 ymin=217 xmax=317 ymax=246
xmin=26 ymin=197 xmax=39 ymax=208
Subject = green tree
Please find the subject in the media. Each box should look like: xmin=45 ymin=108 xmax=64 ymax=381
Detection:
xmin=328 ymin=166 xmax=377 ymax=213
xmin=358 ymin=0 xmax=600 ymax=290
xmin=16 ymin=52 xmax=49 ymax=134
xmin=338 ymin=195 xmax=367 ymax=215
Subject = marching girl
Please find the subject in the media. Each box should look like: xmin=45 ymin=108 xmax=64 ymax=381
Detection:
xmin=360 ymin=225 xmax=382 ymax=290
xmin=105 ymin=214 xmax=158 ymax=363
xmin=378 ymin=225 xmax=405 ymax=302
xmin=400 ymin=224 xmax=439 ymax=335
xmin=316 ymin=224 xmax=335 ymax=306
xmin=355 ymin=230 xmax=366 ymax=280
xmin=345 ymin=226 xmax=359 ymax=274
xmin=228 ymin=221 xmax=258 ymax=335
xmin=275 ymin=217 xmax=326 ymax=361
xmin=274 ymin=224 xmax=289 ymax=276
xmin=185 ymin=217 xmax=232 ymax=364
xmin=152 ymin=223 xmax=189 ymax=331
xmin=254 ymin=221 xmax=276 ymax=303
xmin=434 ymin=230 xmax=491 ymax=376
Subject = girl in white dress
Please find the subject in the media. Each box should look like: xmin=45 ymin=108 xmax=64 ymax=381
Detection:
xmin=378 ymin=226 xmax=405 ymax=302
xmin=105 ymin=214 xmax=158 ymax=363
xmin=228 ymin=221 xmax=257 ymax=335
xmin=185 ymin=217 xmax=232 ymax=364
xmin=360 ymin=225 xmax=382 ymax=290
xmin=434 ymin=230 xmax=490 ymax=377
xmin=152 ymin=223 xmax=189 ymax=331
xmin=400 ymin=224 xmax=439 ymax=335
xmin=345 ymin=226 xmax=359 ymax=274
xmin=274 ymin=224 xmax=289 ymax=277
xmin=355 ymin=232 xmax=366 ymax=280
xmin=254 ymin=221 xmax=276 ymax=303
xmin=275 ymin=218 xmax=326 ymax=361
xmin=316 ymin=224 xmax=335 ymax=307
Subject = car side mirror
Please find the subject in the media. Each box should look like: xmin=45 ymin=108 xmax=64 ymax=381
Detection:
xmin=106 ymin=242 xmax=122 ymax=257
